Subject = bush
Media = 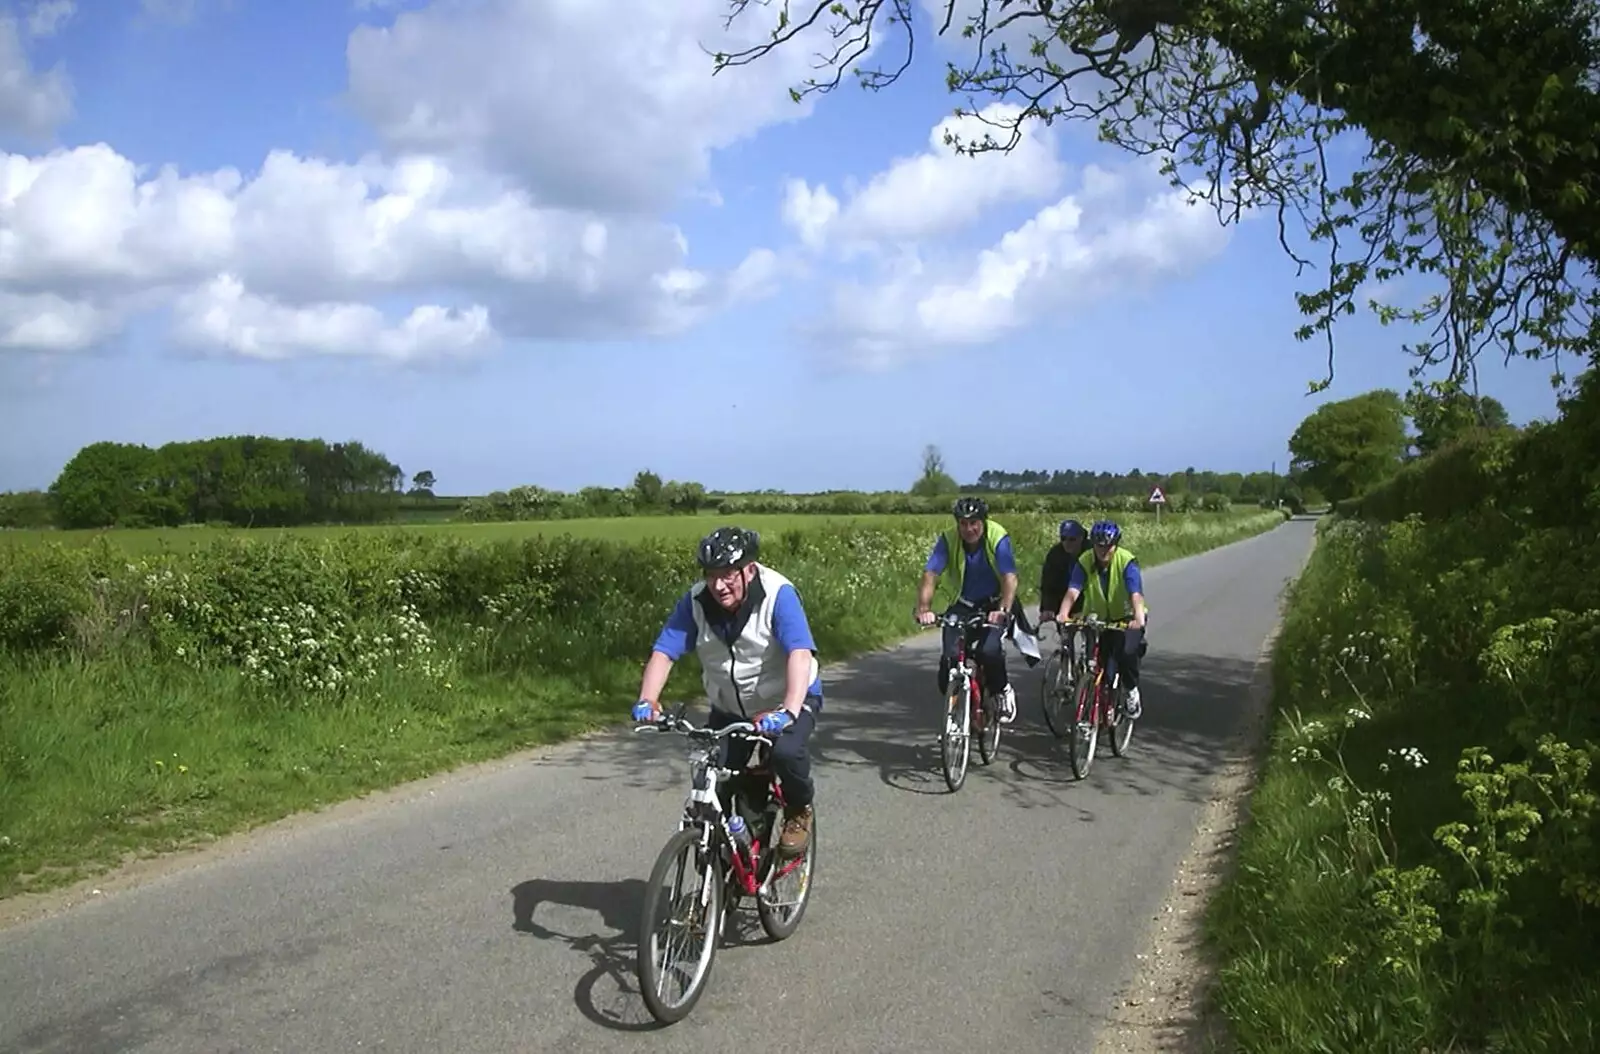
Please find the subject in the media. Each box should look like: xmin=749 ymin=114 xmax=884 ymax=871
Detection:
xmin=1210 ymin=372 xmax=1600 ymax=1051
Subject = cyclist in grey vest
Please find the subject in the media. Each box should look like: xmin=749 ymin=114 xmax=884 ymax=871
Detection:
xmin=632 ymin=526 xmax=821 ymax=857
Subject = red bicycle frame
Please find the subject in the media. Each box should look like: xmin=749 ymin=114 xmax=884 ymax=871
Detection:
xmin=721 ymin=745 xmax=804 ymax=896
xmin=953 ymin=630 xmax=989 ymax=735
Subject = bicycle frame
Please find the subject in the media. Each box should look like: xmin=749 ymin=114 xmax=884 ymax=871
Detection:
xmin=634 ymin=713 xmax=805 ymax=899
xmin=937 ymin=608 xmax=994 ymax=728
xmin=1078 ymin=615 xmax=1131 ymax=722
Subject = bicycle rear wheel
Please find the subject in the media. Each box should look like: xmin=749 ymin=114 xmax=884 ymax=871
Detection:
xmin=757 ymin=809 xmax=816 ymax=941
xmin=1066 ymin=672 xmax=1099 ymax=780
xmin=940 ymin=683 xmax=971 ymax=792
xmin=636 ymin=825 xmax=725 ymax=1024
xmin=976 ymin=688 xmax=1001 ymax=765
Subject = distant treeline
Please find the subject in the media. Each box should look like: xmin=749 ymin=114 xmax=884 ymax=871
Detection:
xmin=17 ymin=437 xmax=413 ymax=529
xmin=0 ymin=440 xmax=1291 ymax=531
xmin=968 ymin=467 xmax=1284 ymax=501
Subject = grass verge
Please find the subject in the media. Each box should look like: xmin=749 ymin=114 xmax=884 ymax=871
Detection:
xmin=0 ymin=508 xmax=1287 ymax=902
xmin=1205 ymin=515 xmax=1600 ymax=1053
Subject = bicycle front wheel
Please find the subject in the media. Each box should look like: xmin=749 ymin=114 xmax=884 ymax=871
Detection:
xmin=940 ymin=684 xmax=971 ymax=792
xmin=1038 ymin=647 xmax=1072 ymax=738
xmin=1067 ymin=672 xmax=1099 ymax=781
xmin=636 ymin=825 xmax=725 ymax=1024
xmin=1107 ymin=683 xmax=1136 ymax=757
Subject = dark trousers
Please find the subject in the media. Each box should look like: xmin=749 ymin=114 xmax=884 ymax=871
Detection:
xmin=1097 ymin=626 xmax=1147 ymax=688
xmin=938 ymin=600 xmax=1009 ymax=696
xmin=709 ymin=700 xmax=817 ymax=810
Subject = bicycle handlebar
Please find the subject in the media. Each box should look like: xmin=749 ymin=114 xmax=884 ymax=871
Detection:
xmin=916 ymin=609 xmax=1004 ymax=630
xmin=632 ymin=711 xmax=775 ymax=748
xmin=1078 ymin=614 xmax=1134 ymax=628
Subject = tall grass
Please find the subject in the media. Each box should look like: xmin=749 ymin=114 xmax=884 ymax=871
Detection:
xmin=0 ymin=509 xmax=1286 ymax=900
xmin=1206 ymin=516 xmax=1600 ymax=1053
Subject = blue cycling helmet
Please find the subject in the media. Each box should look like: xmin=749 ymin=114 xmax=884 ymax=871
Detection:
xmin=1058 ymin=519 xmax=1086 ymax=541
xmin=1089 ymin=519 xmax=1121 ymax=546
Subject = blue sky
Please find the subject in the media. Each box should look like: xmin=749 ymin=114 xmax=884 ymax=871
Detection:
xmin=0 ymin=0 xmax=1566 ymax=496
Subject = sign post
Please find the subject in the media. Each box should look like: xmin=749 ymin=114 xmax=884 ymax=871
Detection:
xmin=1148 ymin=484 xmax=1166 ymax=524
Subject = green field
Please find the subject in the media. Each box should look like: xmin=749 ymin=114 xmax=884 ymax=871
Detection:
xmin=0 ymin=508 xmax=1216 ymax=553
xmin=0 ymin=507 xmax=1287 ymax=901
xmin=0 ymin=512 xmax=951 ymax=552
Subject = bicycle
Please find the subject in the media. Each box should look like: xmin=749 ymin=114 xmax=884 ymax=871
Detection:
xmin=1036 ymin=613 xmax=1091 ymax=739
xmin=1065 ymin=615 xmax=1138 ymax=780
xmin=630 ymin=704 xmax=817 ymax=1024
xmin=920 ymin=607 xmax=1006 ymax=792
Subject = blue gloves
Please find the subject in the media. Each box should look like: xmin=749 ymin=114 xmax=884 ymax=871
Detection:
xmin=632 ymin=700 xmax=658 ymax=722
xmin=756 ymin=709 xmax=794 ymax=735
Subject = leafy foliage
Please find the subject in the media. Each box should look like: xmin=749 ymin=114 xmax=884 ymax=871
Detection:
xmin=1287 ymin=388 xmax=1409 ymax=502
xmin=1209 ymin=367 xmax=1600 ymax=1050
xmin=47 ymin=437 xmax=406 ymax=530
xmin=714 ymin=0 xmax=1600 ymax=390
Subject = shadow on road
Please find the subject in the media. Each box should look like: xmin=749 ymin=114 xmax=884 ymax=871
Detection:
xmin=509 ymin=868 xmax=785 ymax=1032
xmin=796 ymin=635 xmax=1261 ymax=812
xmin=510 ymin=877 xmax=659 ymax=1032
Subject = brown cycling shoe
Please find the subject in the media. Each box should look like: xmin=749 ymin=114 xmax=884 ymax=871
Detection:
xmin=778 ymin=804 xmax=812 ymax=857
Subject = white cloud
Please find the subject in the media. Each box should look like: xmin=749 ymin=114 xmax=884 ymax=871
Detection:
xmin=1 ymin=0 xmax=855 ymax=359
xmin=0 ymin=143 xmax=780 ymax=357
xmin=782 ymin=103 xmax=1064 ymax=250
xmin=26 ymin=1 xmax=75 ymax=38
xmin=172 ymin=276 xmax=494 ymax=361
xmin=344 ymin=0 xmax=865 ymax=213
xmin=0 ymin=14 xmax=72 ymax=136
xmin=0 ymin=291 xmax=115 ymax=352
xmin=801 ymin=158 xmax=1233 ymax=369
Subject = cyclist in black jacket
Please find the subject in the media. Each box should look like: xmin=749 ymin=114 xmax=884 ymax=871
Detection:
xmin=1039 ymin=519 xmax=1089 ymax=626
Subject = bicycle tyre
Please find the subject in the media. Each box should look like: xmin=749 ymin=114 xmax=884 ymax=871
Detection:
xmin=940 ymin=683 xmax=970 ymax=792
xmin=1067 ymin=671 xmax=1099 ymax=781
xmin=1038 ymin=648 xmax=1072 ymax=738
xmin=976 ymin=686 xmax=1001 ymax=765
xmin=636 ymin=825 xmax=725 ymax=1025
xmin=1107 ymin=682 xmax=1136 ymax=757
xmin=756 ymin=810 xmax=816 ymax=941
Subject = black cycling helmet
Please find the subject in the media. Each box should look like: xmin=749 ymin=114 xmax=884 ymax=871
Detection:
xmin=697 ymin=526 xmax=759 ymax=571
xmin=951 ymin=496 xmax=988 ymax=521
xmin=1089 ymin=519 xmax=1122 ymax=546
xmin=1059 ymin=518 xmax=1086 ymax=540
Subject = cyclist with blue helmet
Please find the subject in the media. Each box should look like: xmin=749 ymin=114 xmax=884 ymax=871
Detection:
xmin=631 ymin=526 xmax=820 ymax=857
xmin=914 ymin=496 xmax=1019 ymax=723
xmin=1054 ymin=518 xmax=1149 ymax=719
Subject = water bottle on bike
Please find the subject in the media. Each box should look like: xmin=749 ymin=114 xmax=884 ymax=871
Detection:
xmin=727 ymin=814 xmax=752 ymax=854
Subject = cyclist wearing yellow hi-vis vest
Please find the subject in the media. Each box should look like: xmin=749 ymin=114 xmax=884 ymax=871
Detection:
xmin=1056 ymin=519 xmax=1149 ymax=719
xmin=914 ymin=496 xmax=1019 ymax=724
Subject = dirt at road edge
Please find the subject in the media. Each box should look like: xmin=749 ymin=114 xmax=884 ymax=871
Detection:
xmin=1089 ymin=622 xmax=1284 ymax=1054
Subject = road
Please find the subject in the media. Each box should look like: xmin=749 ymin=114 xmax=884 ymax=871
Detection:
xmin=0 ymin=518 xmax=1315 ymax=1054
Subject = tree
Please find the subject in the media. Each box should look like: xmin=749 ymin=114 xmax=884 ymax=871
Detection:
xmin=714 ymin=0 xmax=1600 ymax=392
xmin=910 ymin=443 xmax=959 ymax=497
xmin=632 ymin=469 xmax=664 ymax=508
xmin=1406 ymin=382 xmax=1513 ymax=458
xmin=1288 ymin=389 xmax=1410 ymax=503
xmin=410 ymin=470 xmax=437 ymax=498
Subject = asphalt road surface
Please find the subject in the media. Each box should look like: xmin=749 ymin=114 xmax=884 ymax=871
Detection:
xmin=0 ymin=518 xmax=1315 ymax=1054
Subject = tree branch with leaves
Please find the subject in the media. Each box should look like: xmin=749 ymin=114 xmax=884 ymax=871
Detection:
xmin=712 ymin=0 xmax=1600 ymax=393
